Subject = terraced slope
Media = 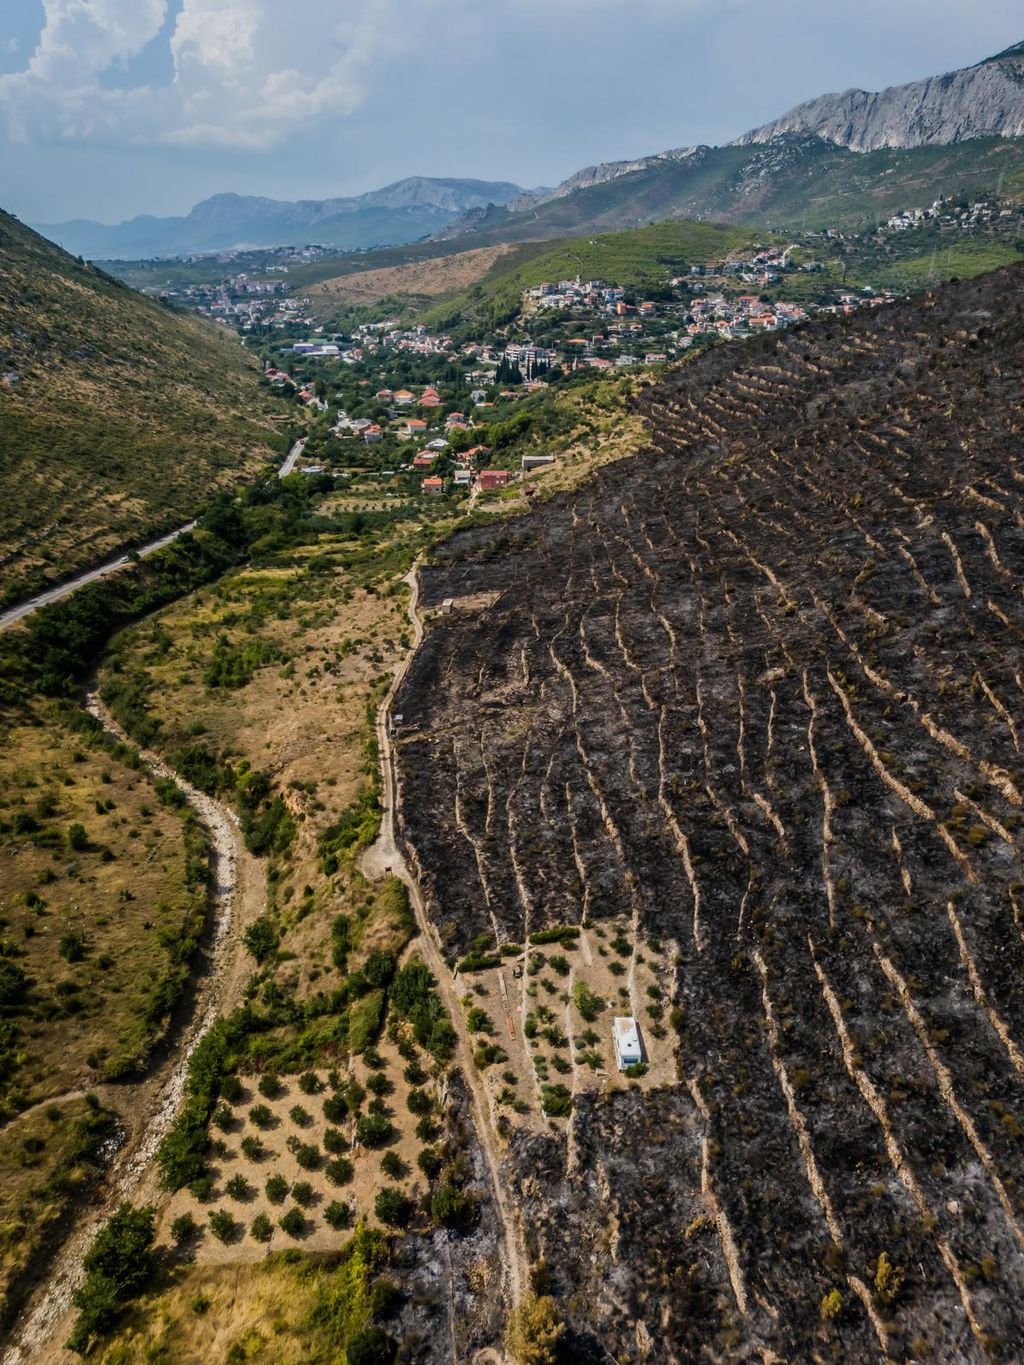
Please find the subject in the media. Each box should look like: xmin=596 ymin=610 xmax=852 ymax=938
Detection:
xmin=395 ymin=265 xmax=1024 ymax=1360
xmin=0 ymin=210 xmax=283 ymax=605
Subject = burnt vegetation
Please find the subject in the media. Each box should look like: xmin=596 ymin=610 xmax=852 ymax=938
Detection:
xmin=395 ymin=265 xmax=1024 ymax=1360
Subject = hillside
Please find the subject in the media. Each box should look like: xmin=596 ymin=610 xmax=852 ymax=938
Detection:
xmin=416 ymin=220 xmax=764 ymax=332
xmin=36 ymin=179 xmax=527 ymax=261
xmin=738 ymin=39 xmax=1024 ymax=151
xmin=396 ymin=264 xmax=1024 ymax=1358
xmin=443 ymin=135 xmax=1024 ymax=243
xmin=0 ymin=210 xmax=285 ymax=604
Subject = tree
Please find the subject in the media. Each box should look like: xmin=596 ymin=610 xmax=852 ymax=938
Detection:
xmin=67 ymin=1204 xmax=156 ymax=1354
xmin=374 ymin=1187 xmax=412 ymax=1226
xmin=67 ymin=822 xmax=88 ymax=852
xmin=431 ymin=1183 xmax=476 ymax=1231
xmin=243 ymin=916 xmax=278 ymax=963
xmin=505 ymin=1294 xmax=565 ymax=1365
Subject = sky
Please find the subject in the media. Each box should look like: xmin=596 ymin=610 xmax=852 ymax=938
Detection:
xmin=0 ymin=0 xmax=1022 ymax=225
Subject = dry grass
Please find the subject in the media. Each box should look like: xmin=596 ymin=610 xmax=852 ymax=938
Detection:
xmin=307 ymin=243 xmax=515 ymax=308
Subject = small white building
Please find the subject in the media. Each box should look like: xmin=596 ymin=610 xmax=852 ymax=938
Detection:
xmin=613 ymin=1016 xmax=643 ymax=1070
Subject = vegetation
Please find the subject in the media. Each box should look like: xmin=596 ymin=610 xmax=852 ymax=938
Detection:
xmin=67 ymin=1203 xmax=155 ymax=1355
xmin=0 ymin=209 xmax=287 ymax=604
xmin=505 ymin=1294 xmax=566 ymax=1365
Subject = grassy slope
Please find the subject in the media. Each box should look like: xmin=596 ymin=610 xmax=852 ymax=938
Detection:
xmin=0 ymin=211 xmax=286 ymax=604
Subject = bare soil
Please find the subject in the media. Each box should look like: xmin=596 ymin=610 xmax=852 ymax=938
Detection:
xmin=307 ymin=244 xmax=515 ymax=308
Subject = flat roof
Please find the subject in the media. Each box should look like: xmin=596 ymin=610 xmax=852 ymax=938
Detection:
xmin=613 ymin=1016 xmax=641 ymax=1052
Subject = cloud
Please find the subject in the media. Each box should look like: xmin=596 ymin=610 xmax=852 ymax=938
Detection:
xmin=0 ymin=0 xmax=412 ymax=150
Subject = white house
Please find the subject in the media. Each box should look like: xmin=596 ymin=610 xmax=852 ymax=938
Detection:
xmin=613 ymin=1017 xmax=643 ymax=1070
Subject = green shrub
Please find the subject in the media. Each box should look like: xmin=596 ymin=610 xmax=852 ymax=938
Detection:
xmin=225 ymin=1174 xmax=251 ymax=1201
xmin=431 ymin=1183 xmax=476 ymax=1231
xmin=212 ymin=1102 xmax=234 ymax=1131
xmin=170 ymin=1212 xmax=198 ymax=1244
xmin=540 ymin=1084 xmax=573 ymax=1117
xmin=251 ymin=1213 xmax=273 ymax=1242
xmin=289 ymin=1104 xmax=312 ymax=1126
xmin=249 ymin=1103 xmax=273 ymax=1128
xmin=374 ymin=1187 xmax=412 ymax=1227
xmin=265 ymin=1173 xmax=289 ymax=1204
xmin=347 ymin=1326 xmax=397 ymax=1365
xmin=356 ymin=1112 xmax=393 ymax=1147
xmin=240 ymin=1135 xmax=264 ymax=1161
xmin=323 ymin=1094 xmax=348 ymax=1124
xmin=207 ymin=1208 xmax=238 ymax=1244
xmin=325 ymin=1156 xmax=354 ymax=1185
xmin=291 ymin=1180 xmax=315 ymax=1207
xmin=257 ymin=1073 xmax=283 ymax=1099
xmin=324 ymin=1199 xmax=353 ymax=1231
xmin=67 ymin=1204 xmax=155 ymax=1355
xmin=298 ymin=1071 xmax=322 ymax=1095
xmin=279 ymin=1206 xmax=307 ymax=1238
xmin=323 ymin=1126 xmax=346 ymax=1154
xmin=380 ymin=1151 xmax=407 ymax=1180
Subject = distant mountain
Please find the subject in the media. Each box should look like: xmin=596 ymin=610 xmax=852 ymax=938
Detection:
xmin=736 ymin=40 xmax=1024 ymax=151
xmin=438 ymin=135 xmax=1024 ymax=244
xmin=34 ymin=178 xmax=526 ymax=261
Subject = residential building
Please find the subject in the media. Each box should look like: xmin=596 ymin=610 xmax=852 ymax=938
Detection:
xmin=613 ymin=1017 xmax=643 ymax=1070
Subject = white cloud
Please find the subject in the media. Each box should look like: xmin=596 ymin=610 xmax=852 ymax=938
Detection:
xmin=0 ymin=0 xmax=413 ymax=150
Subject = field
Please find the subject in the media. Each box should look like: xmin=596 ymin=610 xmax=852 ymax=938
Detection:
xmin=394 ymin=264 xmax=1024 ymax=1360
xmin=0 ymin=696 xmax=205 ymax=1330
xmin=0 ymin=211 xmax=287 ymax=605
xmin=307 ymin=243 xmax=516 ymax=309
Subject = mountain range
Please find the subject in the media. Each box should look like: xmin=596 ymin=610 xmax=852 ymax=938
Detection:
xmin=33 ymin=178 xmax=527 ymax=262
xmin=33 ymin=39 xmax=1024 ymax=262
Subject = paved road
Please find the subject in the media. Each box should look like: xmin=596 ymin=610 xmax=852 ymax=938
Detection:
xmin=0 ymin=437 xmax=307 ymax=633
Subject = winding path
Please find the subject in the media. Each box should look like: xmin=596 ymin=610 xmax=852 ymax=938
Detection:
xmin=1 ymin=694 xmax=265 ymax=1365
xmin=361 ymin=561 xmax=527 ymax=1319
xmin=0 ymin=438 xmax=306 ymax=633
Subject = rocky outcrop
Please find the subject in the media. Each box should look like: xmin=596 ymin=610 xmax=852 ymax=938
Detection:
xmin=737 ymin=41 xmax=1024 ymax=151
xmin=511 ymin=146 xmax=706 ymax=211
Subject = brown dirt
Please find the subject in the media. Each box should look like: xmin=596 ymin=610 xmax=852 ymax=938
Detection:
xmin=307 ymin=244 xmax=515 ymax=307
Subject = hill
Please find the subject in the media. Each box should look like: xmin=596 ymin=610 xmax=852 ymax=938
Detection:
xmin=396 ymin=263 xmax=1024 ymax=1358
xmin=0 ymin=210 xmax=285 ymax=605
xmin=738 ymin=38 xmax=1024 ymax=151
xmin=442 ymin=135 xmax=1024 ymax=243
xmin=35 ymin=178 xmax=527 ymax=262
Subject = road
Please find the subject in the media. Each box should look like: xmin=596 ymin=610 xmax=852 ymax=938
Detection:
xmin=0 ymin=437 xmax=307 ymax=633
xmin=361 ymin=561 xmax=526 ymax=1321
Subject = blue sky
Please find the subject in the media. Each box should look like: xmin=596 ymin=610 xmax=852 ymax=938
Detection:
xmin=1 ymin=0 xmax=1022 ymax=225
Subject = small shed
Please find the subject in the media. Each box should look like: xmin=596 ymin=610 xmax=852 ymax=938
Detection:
xmin=613 ymin=1016 xmax=643 ymax=1071
xmin=441 ymin=598 xmax=454 ymax=615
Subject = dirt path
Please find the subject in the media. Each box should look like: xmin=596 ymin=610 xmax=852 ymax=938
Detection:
xmin=361 ymin=562 xmax=527 ymax=1320
xmin=2 ymin=694 xmax=266 ymax=1365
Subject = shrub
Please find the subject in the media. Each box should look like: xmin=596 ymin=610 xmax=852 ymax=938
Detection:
xmin=414 ymin=1116 xmax=438 ymax=1143
xmin=418 ymin=1148 xmax=443 ymax=1180
xmin=290 ymin=1139 xmax=320 ymax=1170
xmin=298 ymin=1071 xmax=322 ymax=1095
xmin=249 ymin=1103 xmax=273 ymax=1128
xmin=572 ymin=981 xmax=603 ymax=1022
xmin=406 ymin=1087 xmax=432 ymax=1115
xmin=240 ymin=1136 xmax=264 ymax=1161
xmin=323 ymin=1094 xmax=348 ymax=1124
xmin=279 ymin=1206 xmax=307 ymax=1238
xmin=324 ymin=1199 xmax=353 ymax=1230
xmin=325 ymin=1156 xmax=354 ymax=1185
xmin=323 ymin=1126 xmax=346 ymax=1154
xmin=380 ymin=1151 xmax=407 ymax=1180
xmin=365 ymin=1071 xmax=391 ymax=1097
xmin=820 ymin=1289 xmax=843 ymax=1321
xmin=466 ymin=1007 xmax=493 ymax=1033
xmin=265 ymin=1173 xmax=289 ymax=1204
xmin=67 ymin=822 xmax=89 ymax=852
xmin=188 ymin=1175 xmax=215 ymax=1202
xmin=225 ymin=1174 xmax=251 ymax=1201
xmin=242 ymin=917 xmax=278 ymax=963
xmin=540 ymin=1084 xmax=573 ymax=1117
xmin=257 ymin=1074 xmax=283 ymax=1099
xmin=59 ymin=931 xmax=86 ymax=963
xmin=403 ymin=1060 xmax=427 ymax=1086
xmin=208 ymin=1209 xmax=238 ymax=1244
xmin=505 ymin=1294 xmax=565 ymax=1365
xmin=291 ymin=1180 xmax=315 ymax=1207
xmin=431 ymin=1183 xmax=476 ymax=1232
xmin=356 ymin=1112 xmax=393 ymax=1147
xmin=528 ymin=926 xmax=579 ymax=946
xmin=67 ymin=1204 xmax=155 ymax=1355
xmin=289 ymin=1104 xmax=312 ymax=1127
xmin=170 ymin=1212 xmax=198 ymax=1244
xmin=251 ymin=1213 xmax=273 ymax=1242
xmin=220 ymin=1075 xmax=244 ymax=1103
xmin=212 ymin=1103 xmax=234 ymax=1131
xmin=374 ymin=1187 xmax=413 ymax=1227
xmin=363 ymin=950 xmax=396 ymax=988
xmin=624 ymin=1061 xmax=648 ymax=1079
xmin=347 ymin=1326 xmax=397 ymax=1365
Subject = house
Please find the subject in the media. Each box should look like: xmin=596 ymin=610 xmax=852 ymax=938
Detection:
xmin=375 ymin=388 xmax=394 ymax=402
xmin=427 ymin=438 xmax=449 ymax=451
xmin=446 ymin=412 xmax=465 ymax=425
xmin=422 ymin=476 xmax=444 ymax=496
xmin=479 ymin=469 xmax=510 ymax=491
xmin=350 ymin=417 xmax=372 ymax=432
xmin=613 ymin=1017 xmax=643 ymax=1070
xmin=404 ymin=419 xmax=428 ymax=437
xmin=453 ymin=468 xmax=472 ymax=486
xmin=393 ymin=389 xmax=415 ymax=407
xmin=465 ymin=445 xmax=491 ymax=461
xmin=413 ymin=452 xmax=437 ymax=468
xmin=363 ymin=425 xmax=382 ymax=443
xmin=522 ymin=454 xmax=555 ymax=471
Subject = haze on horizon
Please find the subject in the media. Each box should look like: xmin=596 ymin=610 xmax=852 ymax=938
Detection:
xmin=1 ymin=0 xmax=1023 ymax=226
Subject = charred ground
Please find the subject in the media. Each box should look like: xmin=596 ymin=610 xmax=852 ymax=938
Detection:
xmin=394 ymin=265 xmax=1024 ymax=1361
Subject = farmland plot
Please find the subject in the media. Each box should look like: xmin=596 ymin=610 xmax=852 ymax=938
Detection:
xmin=395 ymin=265 xmax=1024 ymax=1360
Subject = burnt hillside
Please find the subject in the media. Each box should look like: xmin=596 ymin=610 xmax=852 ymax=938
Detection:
xmin=396 ymin=266 xmax=1024 ymax=1361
